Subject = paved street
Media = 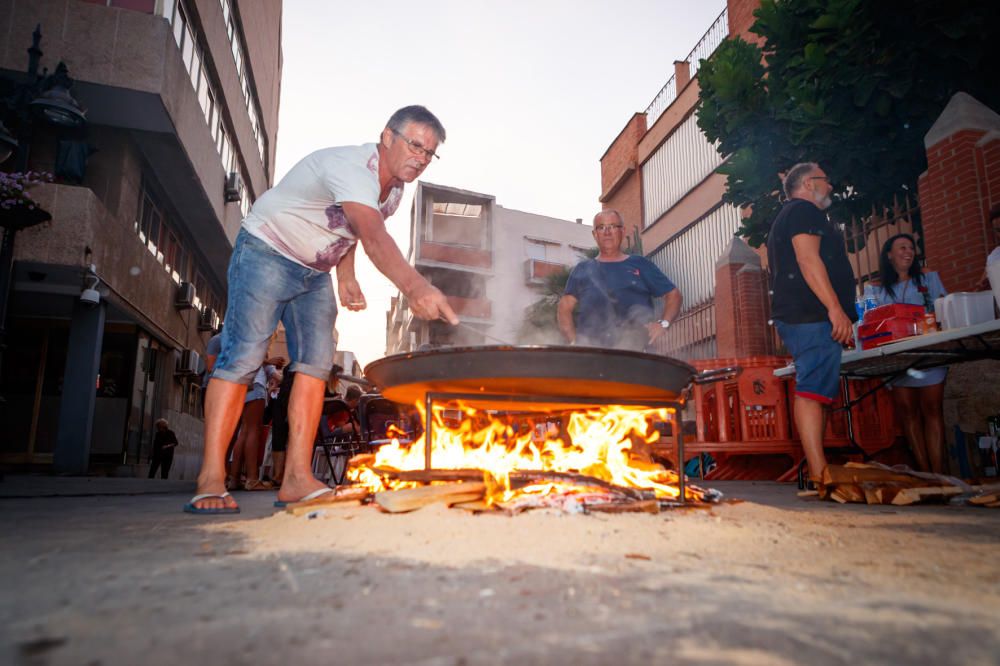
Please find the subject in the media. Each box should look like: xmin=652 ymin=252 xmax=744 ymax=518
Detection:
xmin=2 ymin=476 xmax=999 ymax=666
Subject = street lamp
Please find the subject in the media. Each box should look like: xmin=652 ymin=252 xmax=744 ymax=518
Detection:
xmin=0 ymin=24 xmax=87 ymax=391
xmin=30 ymin=62 xmax=87 ymax=129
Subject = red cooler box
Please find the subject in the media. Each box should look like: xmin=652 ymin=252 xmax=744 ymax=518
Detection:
xmin=858 ymin=303 xmax=924 ymax=349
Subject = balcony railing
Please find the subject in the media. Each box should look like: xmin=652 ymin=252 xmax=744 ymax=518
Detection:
xmin=524 ymin=258 xmax=566 ymax=285
xmin=644 ymin=6 xmax=729 ymax=127
xmin=418 ymin=240 xmax=492 ymax=269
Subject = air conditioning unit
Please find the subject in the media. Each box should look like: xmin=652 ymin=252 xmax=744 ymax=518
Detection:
xmin=176 ymin=349 xmax=201 ymax=376
xmin=175 ymin=281 xmax=196 ymax=310
xmin=224 ymin=171 xmax=243 ymax=203
xmin=198 ymin=307 xmax=220 ymax=332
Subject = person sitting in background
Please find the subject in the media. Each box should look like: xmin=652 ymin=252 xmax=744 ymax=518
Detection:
xmin=863 ymin=233 xmax=948 ymax=473
xmin=321 ymin=386 xmax=363 ymax=440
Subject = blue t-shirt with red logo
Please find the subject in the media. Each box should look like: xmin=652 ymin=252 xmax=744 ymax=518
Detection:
xmin=564 ymin=255 xmax=676 ymax=346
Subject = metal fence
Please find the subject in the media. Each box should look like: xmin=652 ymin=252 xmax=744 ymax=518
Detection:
xmin=644 ymin=7 xmax=729 ymax=127
xmin=642 ymin=112 xmax=724 ymax=228
xmin=649 ymin=203 xmax=742 ymax=311
xmin=841 ymin=194 xmax=920 ymax=296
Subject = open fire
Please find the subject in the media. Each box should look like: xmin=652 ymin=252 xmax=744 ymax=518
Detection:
xmin=347 ymin=402 xmax=717 ymax=512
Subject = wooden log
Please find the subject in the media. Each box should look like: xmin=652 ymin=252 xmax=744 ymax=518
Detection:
xmin=377 ymin=468 xmax=483 ymax=484
xmin=374 ymin=468 xmax=648 ymax=500
xmin=890 ymin=486 xmax=963 ymax=506
xmin=375 ymin=482 xmax=486 ymax=513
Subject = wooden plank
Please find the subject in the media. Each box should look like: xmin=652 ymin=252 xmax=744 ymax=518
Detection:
xmin=284 ymin=486 xmax=371 ymax=514
xmin=890 ymin=486 xmax=963 ymax=506
xmin=374 ymin=482 xmax=486 ymax=513
xmin=450 ymin=499 xmax=498 ymax=513
xmin=830 ymin=484 xmax=866 ymax=504
xmin=822 ymin=464 xmax=926 ymax=488
xmin=969 ymin=493 xmax=999 ymax=505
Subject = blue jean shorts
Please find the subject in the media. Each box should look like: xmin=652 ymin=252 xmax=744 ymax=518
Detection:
xmin=213 ymin=229 xmax=337 ymax=384
xmin=245 ymin=383 xmax=267 ymax=403
xmin=774 ymin=320 xmax=842 ymax=404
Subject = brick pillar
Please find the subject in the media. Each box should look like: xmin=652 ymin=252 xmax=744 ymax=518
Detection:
xmin=674 ymin=60 xmax=690 ymax=92
xmin=599 ymin=113 xmax=647 ymax=242
xmin=918 ymin=92 xmax=1000 ymax=291
xmin=714 ymin=237 xmax=773 ymax=357
xmin=727 ymin=0 xmax=762 ymax=44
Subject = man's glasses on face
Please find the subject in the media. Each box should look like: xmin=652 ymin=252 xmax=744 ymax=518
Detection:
xmin=811 ymin=175 xmax=831 ymax=184
xmin=391 ymin=129 xmax=439 ymax=161
xmin=594 ymin=224 xmax=624 ymax=233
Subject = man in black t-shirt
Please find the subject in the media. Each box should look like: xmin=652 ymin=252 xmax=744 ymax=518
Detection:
xmin=767 ymin=162 xmax=857 ymax=484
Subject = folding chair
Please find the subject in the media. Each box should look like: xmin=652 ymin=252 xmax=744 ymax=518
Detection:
xmin=314 ymin=397 xmax=363 ymax=486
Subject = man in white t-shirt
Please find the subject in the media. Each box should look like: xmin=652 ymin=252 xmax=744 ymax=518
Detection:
xmin=185 ymin=106 xmax=458 ymax=514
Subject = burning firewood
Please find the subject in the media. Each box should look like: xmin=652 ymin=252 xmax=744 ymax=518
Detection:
xmin=373 ymin=467 xmax=651 ymax=501
xmin=374 ymin=482 xmax=486 ymax=513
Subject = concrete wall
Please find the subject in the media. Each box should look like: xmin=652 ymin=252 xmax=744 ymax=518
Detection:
xmin=492 ymin=207 xmax=594 ymax=343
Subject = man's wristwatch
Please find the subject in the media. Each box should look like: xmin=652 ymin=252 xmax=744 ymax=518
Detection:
xmin=658 ymin=319 xmax=671 ymax=329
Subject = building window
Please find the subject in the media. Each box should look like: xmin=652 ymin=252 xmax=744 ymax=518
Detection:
xmin=525 ymin=240 xmax=551 ymax=262
xmin=167 ymin=0 xmax=259 ymax=211
xmin=135 ymin=180 xmax=223 ymax=313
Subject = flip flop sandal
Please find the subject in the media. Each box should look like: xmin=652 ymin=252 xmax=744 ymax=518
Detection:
xmin=243 ymin=479 xmax=274 ymax=491
xmin=273 ymin=487 xmax=335 ymax=508
xmin=183 ymin=492 xmax=241 ymax=515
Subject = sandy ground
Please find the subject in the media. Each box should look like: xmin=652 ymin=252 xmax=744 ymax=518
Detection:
xmin=1 ymin=480 xmax=999 ymax=665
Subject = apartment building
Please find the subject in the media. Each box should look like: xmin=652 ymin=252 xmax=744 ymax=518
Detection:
xmin=0 ymin=0 xmax=281 ymax=474
xmin=599 ymin=0 xmax=769 ymax=360
xmin=385 ymin=182 xmax=594 ymax=354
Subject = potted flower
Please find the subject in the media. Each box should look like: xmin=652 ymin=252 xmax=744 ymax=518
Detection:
xmin=0 ymin=170 xmax=53 ymax=231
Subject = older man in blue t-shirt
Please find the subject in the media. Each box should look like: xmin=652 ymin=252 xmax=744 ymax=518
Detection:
xmin=557 ymin=210 xmax=682 ymax=351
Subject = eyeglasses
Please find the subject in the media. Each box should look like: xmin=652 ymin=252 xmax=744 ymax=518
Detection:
xmin=391 ymin=129 xmax=439 ymax=161
xmin=811 ymin=175 xmax=831 ymax=184
xmin=594 ymin=224 xmax=624 ymax=233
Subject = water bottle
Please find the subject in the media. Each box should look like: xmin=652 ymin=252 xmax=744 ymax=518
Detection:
xmin=854 ymin=298 xmax=866 ymax=321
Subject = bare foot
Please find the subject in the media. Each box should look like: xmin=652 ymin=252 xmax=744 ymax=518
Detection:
xmin=190 ymin=473 xmax=240 ymax=511
xmin=276 ymin=472 xmax=329 ymax=504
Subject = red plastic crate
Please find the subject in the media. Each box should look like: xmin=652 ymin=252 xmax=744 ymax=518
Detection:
xmin=691 ymin=356 xmax=793 ymax=445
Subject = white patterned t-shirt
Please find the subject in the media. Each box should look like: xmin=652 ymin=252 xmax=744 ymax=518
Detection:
xmin=242 ymin=143 xmax=402 ymax=272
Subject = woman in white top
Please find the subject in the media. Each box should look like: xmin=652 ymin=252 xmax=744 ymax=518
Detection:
xmin=862 ymin=234 xmax=948 ymax=473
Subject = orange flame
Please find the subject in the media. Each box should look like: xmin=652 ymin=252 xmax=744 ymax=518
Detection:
xmin=349 ymin=402 xmax=692 ymax=503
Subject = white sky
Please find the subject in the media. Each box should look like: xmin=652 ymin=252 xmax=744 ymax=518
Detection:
xmin=275 ymin=0 xmax=727 ymax=368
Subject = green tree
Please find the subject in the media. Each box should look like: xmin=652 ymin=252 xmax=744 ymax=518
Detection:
xmin=697 ymin=0 xmax=1000 ymax=247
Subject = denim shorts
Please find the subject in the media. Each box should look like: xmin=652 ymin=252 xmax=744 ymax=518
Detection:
xmin=774 ymin=320 xmax=842 ymax=404
xmin=213 ymin=228 xmax=337 ymax=384
xmin=245 ymin=383 xmax=267 ymax=403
